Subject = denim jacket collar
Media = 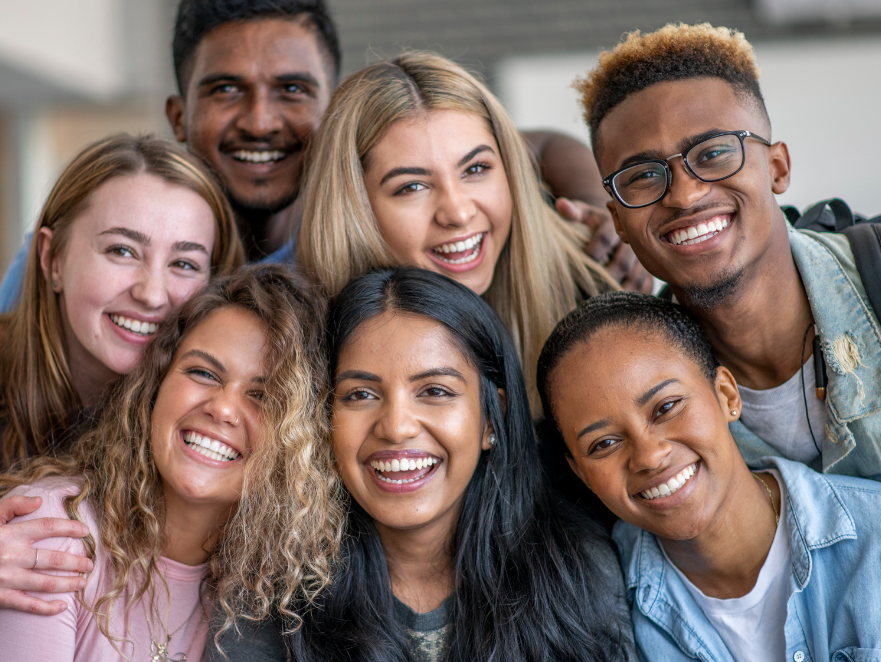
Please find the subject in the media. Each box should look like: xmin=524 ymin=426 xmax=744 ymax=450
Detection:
xmin=615 ymin=457 xmax=857 ymax=660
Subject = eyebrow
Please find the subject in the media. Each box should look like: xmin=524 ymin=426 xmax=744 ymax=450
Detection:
xmin=577 ymin=418 xmax=612 ymax=439
xmin=181 ymin=349 xmax=225 ymax=373
xmin=100 ymin=227 xmax=150 ymax=245
xmin=410 ymin=367 xmax=466 ymax=383
xmin=197 ymin=71 xmax=320 ymax=89
xmin=457 ymin=145 xmax=494 ymax=167
xmin=335 ymin=369 xmax=380 ymax=386
xmin=378 ymin=144 xmax=496 ymax=186
xmin=618 ymin=128 xmax=728 ymax=169
xmin=636 ymin=379 xmax=679 ymax=407
xmin=172 ymin=240 xmax=209 ymax=254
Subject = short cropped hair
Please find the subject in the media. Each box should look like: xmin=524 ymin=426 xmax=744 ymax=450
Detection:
xmin=577 ymin=23 xmax=768 ymax=148
xmin=172 ymin=0 xmax=341 ymax=94
xmin=537 ymin=291 xmax=718 ymax=425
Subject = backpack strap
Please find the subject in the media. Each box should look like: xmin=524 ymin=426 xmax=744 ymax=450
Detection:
xmin=842 ymin=223 xmax=881 ymax=320
xmin=792 ymin=198 xmax=855 ymax=232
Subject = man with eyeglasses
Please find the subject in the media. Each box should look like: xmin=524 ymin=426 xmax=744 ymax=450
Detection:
xmin=576 ymin=22 xmax=881 ymax=482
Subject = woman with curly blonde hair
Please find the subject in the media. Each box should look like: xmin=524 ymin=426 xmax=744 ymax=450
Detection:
xmin=0 ymin=264 xmax=343 ymax=661
xmin=295 ymin=51 xmax=619 ymax=415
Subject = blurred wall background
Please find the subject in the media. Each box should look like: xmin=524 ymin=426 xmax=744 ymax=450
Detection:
xmin=2 ymin=0 xmax=881 ymax=275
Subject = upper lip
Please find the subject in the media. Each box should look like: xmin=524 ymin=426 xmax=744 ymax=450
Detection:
xmin=631 ymin=461 xmax=698 ymax=497
xmin=657 ymin=208 xmax=735 ymax=238
xmin=184 ymin=427 xmax=244 ymax=456
xmin=364 ymin=449 xmax=441 ymax=463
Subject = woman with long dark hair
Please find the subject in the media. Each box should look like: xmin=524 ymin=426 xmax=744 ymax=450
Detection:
xmin=211 ymin=267 xmax=635 ymax=662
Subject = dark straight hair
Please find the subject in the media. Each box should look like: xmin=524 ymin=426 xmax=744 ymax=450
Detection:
xmin=288 ymin=267 xmax=634 ymax=661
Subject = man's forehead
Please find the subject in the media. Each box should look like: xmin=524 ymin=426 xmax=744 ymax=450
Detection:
xmin=189 ymin=17 xmax=325 ymax=82
xmin=595 ymin=78 xmax=758 ymax=171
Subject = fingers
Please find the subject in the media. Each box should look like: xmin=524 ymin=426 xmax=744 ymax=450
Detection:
xmin=0 ymin=496 xmax=42 ymax=524
xmin=24 ymin=517 xmax=89 ymax=544
xmin=585 ymin=219 xmax=622 ymax=265
xmin=0 ymin=588 xmax=69 ymax=616
xmin=556 ymin=197 xmax=609 ymax=232
xmin=611 ymin=245 xmax=655 ymax=294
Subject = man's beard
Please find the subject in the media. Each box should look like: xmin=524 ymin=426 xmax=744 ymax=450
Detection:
xmin=678 ymin=268 xmax=744 ymax=311
xmin=228 ymin=189 xmax=299 ymax=225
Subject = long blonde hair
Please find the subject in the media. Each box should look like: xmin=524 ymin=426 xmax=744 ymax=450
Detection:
xmin=296 ymin=52 xmax=617 ymax=413
xmin=0 ymin=133 xmax=245 ymax=467
xmin=0 ymin=264 xmax=343 ymax=642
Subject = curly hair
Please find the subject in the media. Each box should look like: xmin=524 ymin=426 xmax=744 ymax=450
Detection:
xmin=576 ymin=23 xmax=768 ymax=149
xmin=537 ymin=291 xmax=718 ymax=429
xmin=0 ymin=264 xmax=343 ymax=647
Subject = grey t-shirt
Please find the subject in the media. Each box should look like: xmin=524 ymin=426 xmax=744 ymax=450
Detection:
xmin=738 ymin=358 xmax=827 ymax=466
xmin=393 ymin=595 xmax=453 ymax=662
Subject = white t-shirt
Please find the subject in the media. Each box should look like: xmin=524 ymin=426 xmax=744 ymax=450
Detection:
xmin=738 ymin=360 xmax=826 ymax=465
xmin=662 ymin=470 xmax=790 ymax=662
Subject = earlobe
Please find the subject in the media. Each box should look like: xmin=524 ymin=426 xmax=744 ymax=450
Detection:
xmin=768 ymin=141 xmax=791 ymax=195
xmin=165 ymin=96 xmax=188 ymax=143
xmin=608 ymin=200 xmax=630 ymax=244
xmin=714 ymin=366 xmax=742 ymax=422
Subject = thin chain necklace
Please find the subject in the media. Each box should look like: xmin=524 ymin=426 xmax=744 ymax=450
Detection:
xmin=753 ymin=473 xmax=779 ymax=526
xmin=146 ymin=593 xmax=205 ymax=662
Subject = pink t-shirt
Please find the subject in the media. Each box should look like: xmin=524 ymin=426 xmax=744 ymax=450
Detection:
xmin=0 ymin=478 xmax=212 ymax=662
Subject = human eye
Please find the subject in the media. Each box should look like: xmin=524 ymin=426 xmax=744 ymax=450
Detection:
xmin=622 ymin=164 xmax=663 ymax=189
xmin=281 ymin=82 xmax=305 ymax=96
xmin=184 ymin=366 xmax=219 ymax=383
xmin=339 ymin=388 xmax=376 ymax=402
xmin=171 ymin=259 xmax=200 ymax=271
xmin=588 ymin=437 xmax=620 ymax=455
xmin=463 ymin=162 xmax=489 ymax=177
xmin=248 ymin=388 xmax=266 ymax=403
xmin=419 ymin=385 xmax=455 ymax=399
xmin=107 ymin=244 xmax=136 ymax=259
xmin=692 ymin=138 xmax=738 ymax=166
xmin=211 ymin=83 xmax=241 ymax=96
xmin=394 ymin=182 xmax=427 ymax=196
xmin=653 ymin=398 xmax=683 ymax=420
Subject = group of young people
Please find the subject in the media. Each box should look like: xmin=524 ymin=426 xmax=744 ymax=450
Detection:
xmin=0 ymin=2 xmax=880 ymax=660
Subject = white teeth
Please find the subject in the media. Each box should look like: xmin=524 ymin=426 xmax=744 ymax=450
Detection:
xmin=640 ymin=463 xmax=698 ymax=501
xmin=110 ymin=314 xmax=158 ymax=336
xmin=370 ymin=457 xmax=438 ymax=476
xmin=183 ymin=430 xmax=240 ymax=461
xmin=432 ymin=233 xmax=485 ymax=265
xmin=232 ymin=150 xmax=286 ymax=163
xmin=669 ymin=218 xmax=729 ymax=246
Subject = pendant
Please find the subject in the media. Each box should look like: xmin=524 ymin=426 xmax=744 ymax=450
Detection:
xmin=150 ymin=636 xmax=188 ymax=662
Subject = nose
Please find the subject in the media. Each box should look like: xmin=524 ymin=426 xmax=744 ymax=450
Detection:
xmin=235 ymin=89 xmax=283 ymax=138
xmin=627 ymin=431 xmax=673 ymax=474
xmin=372 ymin=393 xmax=421 ymax=444
xmin=662 ymin=158 xmax=711 ymax=209
xmin=434 ymin=182 xmax=477 ymax=228
xmin=203 ymin=386 xmax=241 ymax=428
xmin=130 ymin=265 xmax=169 ymax=310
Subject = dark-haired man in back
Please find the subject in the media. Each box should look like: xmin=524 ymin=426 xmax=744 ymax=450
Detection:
xmin=578 ymin=23 xmax=881 ymax=478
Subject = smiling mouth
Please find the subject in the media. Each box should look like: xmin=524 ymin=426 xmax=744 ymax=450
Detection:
xmin=110 ymin=314 xmax=158 ymax=336
xmin=231 ymin=150 xmax=288 ymax=164
xmin=431 ymin=233 xmax=485 ymax=265
xmin=184 ymin=431 xmax=240 ymax=462
xmin=370 ymin=456 xmax=439 ymax=484
xmin=639 ymin=462 xmax=697 ymax=500
xmin=665 ymin=216 xmax=730 ymax=246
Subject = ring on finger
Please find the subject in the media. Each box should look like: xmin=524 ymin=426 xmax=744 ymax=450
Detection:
xmin=32 ymin=548 xmax=39 ymax=570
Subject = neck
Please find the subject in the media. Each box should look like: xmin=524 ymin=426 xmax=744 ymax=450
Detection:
xmin=235 ymin=198 xmax=301 ymax=261
xmin=64 ymin=342 xmax=118 ymax=410
xmin=161 ymin=487 xmax=232 ymax=566
xmin=672 ymin=225 xmax=814 ymax=390
xmin=375 ymin=507 xmax=459 ymax=614
xmin=660 ymin=467 xmax=781 ymax=599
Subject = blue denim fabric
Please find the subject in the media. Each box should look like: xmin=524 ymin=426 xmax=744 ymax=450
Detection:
xmin=0 ymin=232 xmax=31 ymax=313
xmin=613 ymin=457 xmax=881 ymax=662
xmin=260 ymin=233 xmax=296 ymax=265
xmin=731 ymin=225 xmax=881 ymax=481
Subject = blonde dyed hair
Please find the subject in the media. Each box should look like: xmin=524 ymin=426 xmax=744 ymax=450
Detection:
xmin=297 ymin=51 xmax=617 ymax=413
xmin=0 ymin=264 xmax=343 ymax=644
xmin=0 ymin=133 xmax=245 ymax=467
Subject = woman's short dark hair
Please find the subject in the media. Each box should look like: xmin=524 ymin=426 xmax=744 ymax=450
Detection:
xmin=538 ymin=291 xmax=718 ymax=429
xmin=287 ymin=267 xmax=634 ymax=662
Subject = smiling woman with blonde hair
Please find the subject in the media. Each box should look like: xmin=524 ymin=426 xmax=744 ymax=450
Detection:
xmin=296 ymin=51 xmax=618 ymax=414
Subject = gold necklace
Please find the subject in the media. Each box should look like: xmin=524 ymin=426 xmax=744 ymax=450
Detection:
xmin=753 ymin=473 xmax=779 ymax=526
xmin=146 ymin=592 xmax=205 ymax=662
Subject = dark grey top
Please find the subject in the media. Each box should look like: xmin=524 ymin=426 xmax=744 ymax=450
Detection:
xmin=393 ymin=595 xmax=453 ymax=662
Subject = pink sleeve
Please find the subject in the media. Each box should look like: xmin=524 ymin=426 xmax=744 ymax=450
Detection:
xmin=0 ymin=482 xmax=91 ymax=662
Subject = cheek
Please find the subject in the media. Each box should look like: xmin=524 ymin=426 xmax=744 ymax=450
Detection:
xmin=374 ymin=210 xmax=428 ymax=260
xmin=166 ymin=274 xmax=210 ymax=307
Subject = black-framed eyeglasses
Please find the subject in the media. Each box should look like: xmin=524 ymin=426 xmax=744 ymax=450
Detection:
xmin=602 ymin=130 xmax=771 ymax=209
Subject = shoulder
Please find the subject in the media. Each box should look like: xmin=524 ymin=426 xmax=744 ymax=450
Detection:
xmin=6 ymin=477 xmax=96 ymax=549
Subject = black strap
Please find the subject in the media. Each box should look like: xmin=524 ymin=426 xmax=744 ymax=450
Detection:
xmin=792 ymin=198 xmax=855 ymax=232
xmin=842 ymin=224 xmax=881 ymax=320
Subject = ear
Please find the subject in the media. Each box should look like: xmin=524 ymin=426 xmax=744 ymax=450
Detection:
xmin=37 ymin=227 xmax=60 ymax=292
xmin=497 ymin=387 xmax=507 ymax=415
xmin=565 ymin=453 xmax=591 ymax=490
xmin=165 ymin=95 xmax=188 ymax=143
xmin=768 ymin=141 xmax=791 ymax=195
xmin=608 ymin=199 xmax=630 ymax=244
xmin=714 ymin=366 xmax=742 ymax=423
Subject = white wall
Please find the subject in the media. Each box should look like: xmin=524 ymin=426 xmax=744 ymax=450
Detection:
xmin=496 ymin=36 xmax=881 ymax=217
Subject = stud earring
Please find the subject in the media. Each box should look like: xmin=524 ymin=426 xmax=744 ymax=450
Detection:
xmin=488 ymin=433 xmax=497 ymax=447
xmin=51 ymin=280 xmax=58 ymax=290
xmin=730 ymin=410 xmax=738 ymax=417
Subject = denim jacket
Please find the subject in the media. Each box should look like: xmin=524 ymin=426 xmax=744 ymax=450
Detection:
xmin=613 ymin=457 xmax=881 ymax=662
xmin=731 ymin=226 xmax=881 ymax=480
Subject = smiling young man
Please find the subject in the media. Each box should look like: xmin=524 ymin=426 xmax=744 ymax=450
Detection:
xmin=578 ymin=23 xmax=881 ymax=480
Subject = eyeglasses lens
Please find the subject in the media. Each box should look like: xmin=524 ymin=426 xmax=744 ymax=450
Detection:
xmin=612 ymin=163 xmax=668 ymax=208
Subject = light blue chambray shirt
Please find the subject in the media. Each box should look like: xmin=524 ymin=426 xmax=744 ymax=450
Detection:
xmin=730 ymin=226 xmax=881 ymax=481
xmin=613 ymin=456 xmax=881 ymax=662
